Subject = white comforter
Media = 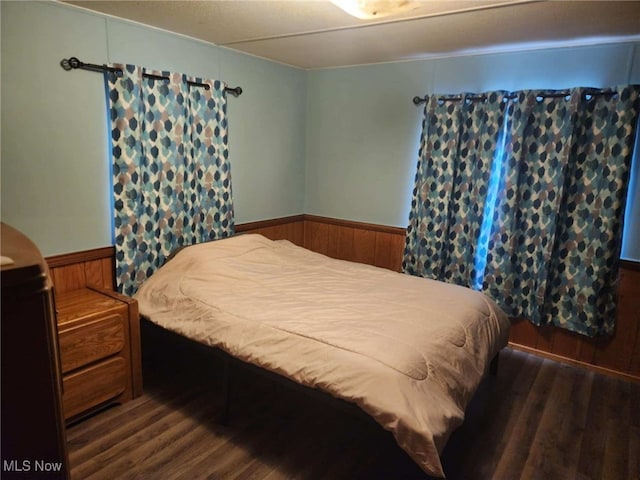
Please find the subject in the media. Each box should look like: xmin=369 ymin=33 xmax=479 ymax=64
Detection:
xmin=135 ymin=234 xmax=510 ymax=477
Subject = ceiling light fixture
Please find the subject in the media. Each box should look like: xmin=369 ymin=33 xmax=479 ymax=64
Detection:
xmin=329 ymin=0 xmax=419 ymax=19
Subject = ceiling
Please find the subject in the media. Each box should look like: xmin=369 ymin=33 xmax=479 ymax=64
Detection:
xmin=63 ymin=0 xmax=640 ymax=69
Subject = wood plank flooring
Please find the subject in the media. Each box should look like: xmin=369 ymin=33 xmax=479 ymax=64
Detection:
xmin=67 ymin=325 xmax=640 ymax=480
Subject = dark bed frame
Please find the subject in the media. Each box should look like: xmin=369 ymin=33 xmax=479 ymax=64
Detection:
xmin=221 ymin=343 xmax=500 ymax=425
xmin=141 ymin=318 xmax=502 ymax=479
xmin=141 ymin=317 xmax=500 ymax=427
xmin=145 ymin=241 xmax=500 ymax=431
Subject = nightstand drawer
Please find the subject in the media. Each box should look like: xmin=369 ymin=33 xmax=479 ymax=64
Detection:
xmin=62 ymin=356 xmax=127 ymax=419
xmin=59 ymin=312 xmax=126 ymax=374
xmin=55 ymin=286 xmax=142 ymax=421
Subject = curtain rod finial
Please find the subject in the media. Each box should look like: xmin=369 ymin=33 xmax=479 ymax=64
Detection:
xmin=413 ymin=95 xmax=426 ymax=105
xmin=60 ymin=57 xmax=81 ymax=71
xmin=226 ymin=86 xmax=243 ymax=97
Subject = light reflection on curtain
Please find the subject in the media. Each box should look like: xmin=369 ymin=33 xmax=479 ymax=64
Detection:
xmin=107 ymin=65 xmax=234 ymax=296
xmin=403 ymin=85 xmax=640 ymax=336
xmin=482 ymin=90 xmax=578 ymax=326
xmin=402 ymin=92 xmax=508 ymax=287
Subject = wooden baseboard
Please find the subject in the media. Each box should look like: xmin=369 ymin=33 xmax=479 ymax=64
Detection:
xmin=46 ymin=246 xmax=114 ymax=268
xmin=235 ymin=215 xmax=305 ymax=232
xmin=303 ymin=215 xmax=405 ymax=236
xmin=509 ymin=342 xmax=640 ymax=383
xmin=620 ymin=259 xmax=640 ymax=271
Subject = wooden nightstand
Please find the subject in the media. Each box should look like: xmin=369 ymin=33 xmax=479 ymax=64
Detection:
xmin=55 ymin=286 xmax=142 ymax=421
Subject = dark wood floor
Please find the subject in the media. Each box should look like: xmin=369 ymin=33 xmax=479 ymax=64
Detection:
xmin=67 ymin=325 xmax=640 ymax=480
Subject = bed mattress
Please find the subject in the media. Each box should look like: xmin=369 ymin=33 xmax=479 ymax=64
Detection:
xmin=135 ymin=234 xmax=510 ymax=477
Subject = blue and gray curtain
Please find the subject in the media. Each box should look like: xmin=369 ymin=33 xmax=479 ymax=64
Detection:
xmin=403 ymin=86 xmax=640 ymax=336
xmin=106 ymin=65 xmax=234 ymax=296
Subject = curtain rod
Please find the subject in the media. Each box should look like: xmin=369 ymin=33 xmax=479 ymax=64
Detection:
xmin=60 ymin=57 xmax=243 ymax=97
xmin=412 ymin=88 xmax=617 ymax=106
xmin=412 ymin=94 xmax=517 ymax=105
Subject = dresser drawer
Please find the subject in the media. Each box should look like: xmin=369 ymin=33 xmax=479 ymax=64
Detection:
xmin=59 ymin=310 xmax=127 ymax=374
xmin=62 ymin=356 xmax=127 ymax=419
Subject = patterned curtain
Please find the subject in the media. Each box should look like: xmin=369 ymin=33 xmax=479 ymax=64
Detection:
xmin=404 ymin=85 xmax=640 ymax=336
xmin=107 ymin=65 xmax=234 ymax=296
xmin=402 ymin=92 xmax=509 ymax=288
xmin=484 ymin=86 xmax=640 ymax=335
xmin=482 ymin=90 xmax=578 ymax=325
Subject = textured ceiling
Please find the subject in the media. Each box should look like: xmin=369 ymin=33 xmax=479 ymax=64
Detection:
xmin=63 ymin=0 xmax=640 ymax=68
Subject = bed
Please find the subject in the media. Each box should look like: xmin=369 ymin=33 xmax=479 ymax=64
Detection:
xmin=134 ymin=233 xmax=510 ymax=478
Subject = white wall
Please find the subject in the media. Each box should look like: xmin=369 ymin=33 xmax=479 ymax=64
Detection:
xmin=305 ymin=43 xmax=640 ymax=260
xmin=1 ymin=1 xmax=307 ymax=256
xmin=1 ymin=1 xmax=638 ymax=260
xmin=1 ymin=2 xmax=111 ymax=256
xmin=624 ymin=45 xmax=640 ymax=261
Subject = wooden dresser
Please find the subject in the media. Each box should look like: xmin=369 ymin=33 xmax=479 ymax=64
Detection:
xmin=1 ymin=223 xmax=70 ymax=479
xmin=55 ymin=286 xmax=143 ymax=421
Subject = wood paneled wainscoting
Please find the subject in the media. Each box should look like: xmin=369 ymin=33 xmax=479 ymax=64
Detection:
xmin=236 ymin=214 xmax=406 ymax=272
xmin=46 ymin=246 xmax=116 ymax=294
xmin=240 ymin=214 xmax=640 ymax=382
xmin=46 ymin=215 xmax=640 ymax=381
